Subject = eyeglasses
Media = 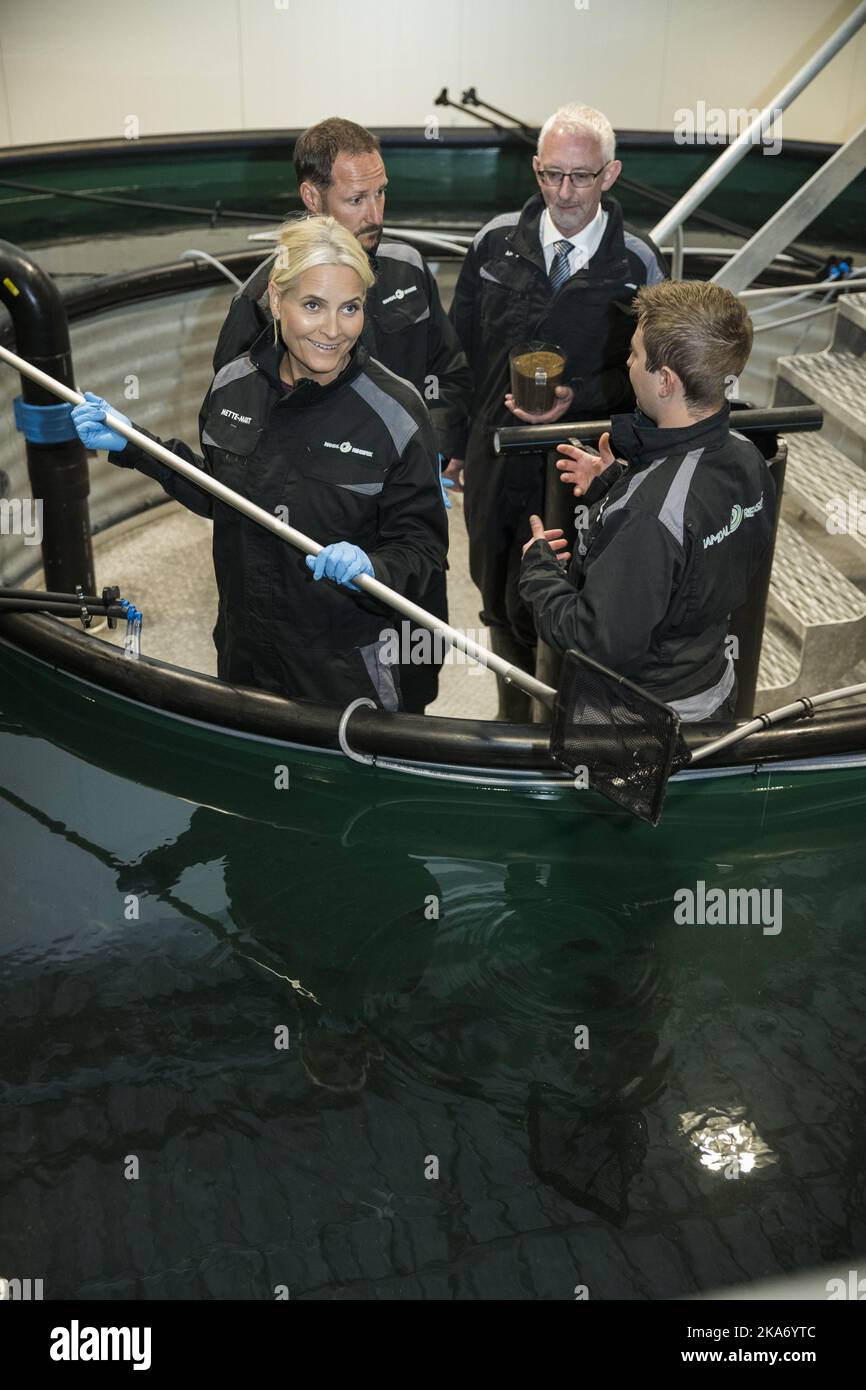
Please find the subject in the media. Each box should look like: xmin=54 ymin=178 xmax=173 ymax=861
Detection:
xmin=537 ymin=164 xmax=609 ymax=189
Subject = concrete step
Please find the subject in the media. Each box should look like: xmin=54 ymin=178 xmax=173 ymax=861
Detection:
xmin=757 ymin=620 xmax=801 ymax=698
xmin=775 ymin=350 xmax=866 ymax=438
xmin=837 ymin=290 xmax=866 ymax=333
xmin=783 ymin=432 xmax=866 ymax=559
xmin=764 ymin=516 xmax=866 ymax=695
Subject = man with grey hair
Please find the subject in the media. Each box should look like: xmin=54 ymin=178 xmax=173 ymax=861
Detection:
xmin=448 ymin=104 xmax=667 ymax=721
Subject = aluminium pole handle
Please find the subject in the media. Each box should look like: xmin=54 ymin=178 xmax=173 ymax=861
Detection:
xmin=0 ymin=342 xmax=556 ymax=706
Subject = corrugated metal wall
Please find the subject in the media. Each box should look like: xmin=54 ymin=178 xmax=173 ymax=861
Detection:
xmin=0 ymin=285 xmax=233 ymax=587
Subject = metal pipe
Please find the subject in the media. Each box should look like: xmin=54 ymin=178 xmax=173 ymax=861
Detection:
xmin=179 ymin=249 xmax=243 ymax=288
xmin=740 ymin=273 xmax=866 ymax=300
xmin=247 ymin=225 xmax=472 ymax=257
xmin=750 ymin=275 xmax=837 ymax=315
xmin=460 ymin=89 xmax=535 ymax=134
xmin=433 ymin=88 xmax=526 ymax=138
xmin=0 ymin=341 xmax=557 ymax=707
xmin=752 ymin=303 xmax=837 ymax=332
xmin=0 ymin=239 xmax=95 ymax=596
xmin=649 ymin=0 xmax=866 ymax=245
xmin=691 ymin=681 xmax=866 ymax=762
xmin=493 ymin=405 xmax=824 ymax=456
xmin=381 ymin=227 xmax=469 ymax=256
xmin=671 ymin=223 xmax=685 ymax=281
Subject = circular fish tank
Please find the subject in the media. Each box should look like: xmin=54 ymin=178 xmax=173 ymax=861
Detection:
xmin=1 ymin=127 xmax=866 ymax=1301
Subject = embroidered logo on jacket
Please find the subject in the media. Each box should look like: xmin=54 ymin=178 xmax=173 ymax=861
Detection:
xmin=703 ymin=494 xmax=764 ymax=549
xmin=382 ymin=285 xmax=418 ymax=305
xmin=324 ymin=440 xmax=374 ymax=458
xmin=221 ymin=408 xmax=253 ymax=424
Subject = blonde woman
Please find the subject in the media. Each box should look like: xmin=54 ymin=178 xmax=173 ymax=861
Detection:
xmin=72 ymin=216 xmax=448 ymax=711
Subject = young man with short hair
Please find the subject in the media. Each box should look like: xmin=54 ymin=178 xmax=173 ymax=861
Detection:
xmin=519 ymin=281 xmax=775 ymax=721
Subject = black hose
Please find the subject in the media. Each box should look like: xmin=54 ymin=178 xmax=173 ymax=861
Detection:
xmin=493 ymin=404 xmax=824 ymax=455
xmin=0 ymin=599 xmax=129 ymax=618
xmin=0 ymin=586 xmax=114 ymax=603
xmin=0 ymin=238 xmax=96 ymax=595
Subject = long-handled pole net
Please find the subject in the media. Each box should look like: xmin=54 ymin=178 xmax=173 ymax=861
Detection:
xmin=0 ymin=342 xmax=556 ymax=707
xmin=7 ymin=342 xmax=866 ymax=788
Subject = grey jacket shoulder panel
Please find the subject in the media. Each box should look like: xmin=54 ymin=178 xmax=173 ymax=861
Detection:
xmin=350 ymin=372 xmax=421 ymax=456
xmin=376 ymin=241 xmax=426 ymax=270
xmin=471 ymin=210 xmax=521 ymax=251
xmin=212 ymin=355 xmax=259 ymax=393
xmin=657 ymin=448 xmax=705 ymax=546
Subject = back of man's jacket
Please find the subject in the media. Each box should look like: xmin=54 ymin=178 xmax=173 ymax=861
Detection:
xmin=519 ymin=405 xmax=776 ymax=718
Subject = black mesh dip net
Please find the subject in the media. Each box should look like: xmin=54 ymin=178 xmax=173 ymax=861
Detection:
xmin=549 ymin=650 xmax=693 ymax=826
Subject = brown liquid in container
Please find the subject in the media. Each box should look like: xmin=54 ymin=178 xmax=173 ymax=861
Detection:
xmin=510 ymin=348 xmax=566 ymax=414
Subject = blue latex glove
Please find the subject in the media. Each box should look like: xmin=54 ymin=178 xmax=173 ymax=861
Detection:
xmin=306 ymin=542 xmax=374 ymax=591
xmin=71 ymin=391 xmax=130 ymax=452
xmin=438 ymin=453 xmax=453 ymax=509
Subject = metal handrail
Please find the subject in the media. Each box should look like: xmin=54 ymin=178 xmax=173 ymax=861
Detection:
xmin=246 ymin=225 xmax=472 ymax=256
xmin=650 ymin=0 xmax=866 ymax=245
xmin=713 ymin=123 xmax=866 ymax=292
xmin=740 ymin=274 xmax=866 ymax=300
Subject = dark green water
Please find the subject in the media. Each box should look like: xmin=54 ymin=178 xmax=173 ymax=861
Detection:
xmin=1 ymin=644 xmax=865 ymax=1299
xmin=3 ymin=144 xmax=865 ymax=250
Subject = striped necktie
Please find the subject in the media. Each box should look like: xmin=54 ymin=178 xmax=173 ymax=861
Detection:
xmin=549 ymin=238 xmax=573 ymax=292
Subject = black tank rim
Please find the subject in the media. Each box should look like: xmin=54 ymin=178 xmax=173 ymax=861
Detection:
xmin=2 ymin=611 xmax=866 ymax=774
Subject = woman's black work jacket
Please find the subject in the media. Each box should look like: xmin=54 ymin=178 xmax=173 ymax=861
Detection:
xmin=108 ymin=329 xmax=448 ymax=710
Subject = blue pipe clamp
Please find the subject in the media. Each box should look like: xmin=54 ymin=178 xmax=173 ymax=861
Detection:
xmin=13 ymin=396 xmax=78 ymax=444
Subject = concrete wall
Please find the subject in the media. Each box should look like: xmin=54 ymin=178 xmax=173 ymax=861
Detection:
xmin=0 ymin=0 xmax=864 ymax=150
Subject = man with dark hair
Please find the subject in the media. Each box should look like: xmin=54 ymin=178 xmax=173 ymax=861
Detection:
xmin=449 ymin=103 xmax=667 ymax=721
xmin=214 ymin=117 xmax=470 ymax=463
xmin=294 ymin=118 xmax=379 ymax=188
xmin=291 ymin=118 xmax=385 ymax=253
xmin=519 ymin=281 xmax=774 ymax=721
xmin=211 ymin=116 xmax=473 ymax=713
